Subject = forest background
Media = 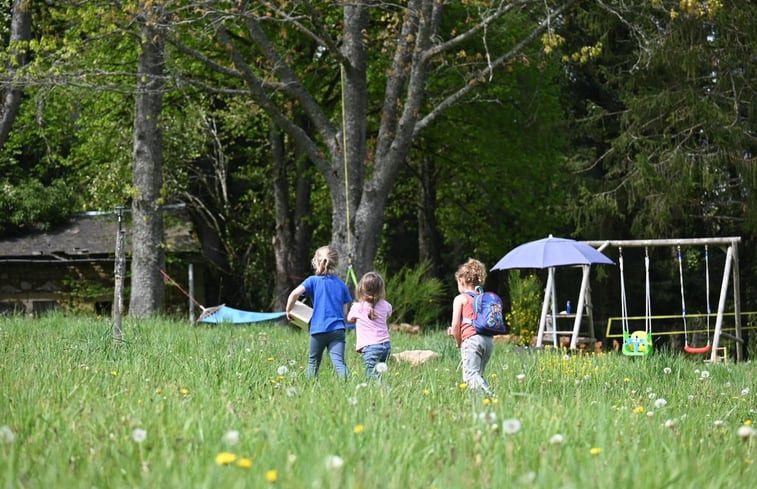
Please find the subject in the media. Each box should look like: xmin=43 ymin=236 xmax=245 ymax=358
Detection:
xmin=0 ymin=1 xmax=754 ymax=327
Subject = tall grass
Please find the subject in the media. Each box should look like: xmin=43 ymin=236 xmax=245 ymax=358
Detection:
xmin=1 ymin=314 xmax=754 ymax=488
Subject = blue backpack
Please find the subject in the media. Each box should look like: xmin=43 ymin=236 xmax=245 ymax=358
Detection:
xmin=464 ymin=287 xmax=507 ymax=336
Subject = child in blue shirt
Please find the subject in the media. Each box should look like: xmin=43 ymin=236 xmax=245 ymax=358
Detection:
xmin=286 ymin=245 xmax=353 ymax=379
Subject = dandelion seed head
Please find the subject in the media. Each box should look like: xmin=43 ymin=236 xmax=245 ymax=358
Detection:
xmin=701 ymin=370 xmax=710 ymax=379
xmin=223 ymin=430 xmax=239 ymax=446
xmin=550 ymin=434 xmax=564 ymax=445
xmin=277 ymin=365 xmax=289 ymax=376
xmin=0 ymin=425 xmax=15 ymax=444
xmin=664 ymin=419 xmax=676 ymax=429
xmin=375 ymin=362 xmax=388 ymax=374
xmin=324 ymin=455 xmax=344 ymax=470
xmin=714 ymin=420 xmax=725 ymax=427
xmin=502 ymin=418 xmax=522 ymax=435
xmin=737 ymin=425 xmax=757 ymax=440
xmin=663 ymin=367 xmax=672 ymax=374
xmin=654 ymin=398 xmax=668 ymax=409
xmin=132 ymin=428 xmax=146 ymax=443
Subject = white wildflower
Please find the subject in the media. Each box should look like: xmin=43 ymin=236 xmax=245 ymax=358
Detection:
xmin=277 ymin=365 xmax=289 ymax=376
xmin=549 ymin=434 xmax=564 ymax=445
xmin=663 ymin=367 xmax=672 ymax=374
xmin=375 ymin=362 xmax=388 ymax=374
xmin=654 ymin=398 xmax=668 ymax=409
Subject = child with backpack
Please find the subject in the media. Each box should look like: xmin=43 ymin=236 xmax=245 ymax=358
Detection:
xmin=347 ymin=271 xmax=392 ymax=378
xmin=285 ymin=245 xmax=353 ymax=379
xmin=447 ymin=258 xmax=499 ymax=395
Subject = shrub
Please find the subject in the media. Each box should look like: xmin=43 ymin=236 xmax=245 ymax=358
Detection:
xmin=505 ymin=270 xmax=542 ymax=345
xmin=383 ymin=261 xmax=445 ymax=327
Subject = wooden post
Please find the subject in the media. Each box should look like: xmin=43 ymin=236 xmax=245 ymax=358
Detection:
xmin=112 ymin=207 xmax=126 ymax=342
xmin=188 ymin=263 xmax=195 ymax=325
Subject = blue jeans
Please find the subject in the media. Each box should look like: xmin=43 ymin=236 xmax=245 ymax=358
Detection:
xmin=308 ymin=330 xmax=349 ymax=379
xmin=362 ymin=341 xmax=391 ymax=378
xmin=461 ymin=335 xmax=494 ymax=394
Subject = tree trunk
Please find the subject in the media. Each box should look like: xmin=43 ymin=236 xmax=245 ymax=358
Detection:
xmin=417 ymin=154 xmax=443 ymax=277
xmin=0 ymin=0 xmax=32 ymax=149
xmin=272 ymin=118 xmax=315 ymax=308
xmin=129 ymin=3 xmax=165 ymax=317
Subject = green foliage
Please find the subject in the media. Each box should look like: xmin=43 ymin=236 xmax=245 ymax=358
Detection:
xmin=505 ymin=271 xmax=542 ymax=345
xmin=0 ymin=178 xmax=75 ymax=233
xmin=0 ymin=315 xmax=755 ymax=488
xmin=383 ymin=261 xmax=446 ymax=327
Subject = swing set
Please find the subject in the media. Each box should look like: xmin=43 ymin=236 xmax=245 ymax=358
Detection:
xmin=588 ymin=237 xmax=748 ymax=363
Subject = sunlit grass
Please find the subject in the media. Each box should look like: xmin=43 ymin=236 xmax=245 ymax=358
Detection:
xmin=0 ymin=313 xmax=754 ymax=488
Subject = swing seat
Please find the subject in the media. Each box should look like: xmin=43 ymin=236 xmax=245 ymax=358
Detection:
xmin=684 ymin=343 xmax=711 ymax=354
xmin=622 ymin=330 xmax=653 ymax=357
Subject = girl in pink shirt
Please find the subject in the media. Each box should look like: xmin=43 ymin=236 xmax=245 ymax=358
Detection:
xmin=347 ymin=272 xmax=392 ymax=378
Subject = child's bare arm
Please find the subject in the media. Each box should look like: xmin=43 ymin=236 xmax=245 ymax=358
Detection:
xmin=285 ymin=284 xmax=306 ymax=320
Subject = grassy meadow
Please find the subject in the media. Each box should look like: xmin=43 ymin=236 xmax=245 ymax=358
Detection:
xmin=1 ymin=314 xmax=755 ymax=488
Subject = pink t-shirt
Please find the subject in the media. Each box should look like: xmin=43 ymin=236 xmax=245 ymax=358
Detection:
xmin=348 ymin=299 xmax=392 ymax=352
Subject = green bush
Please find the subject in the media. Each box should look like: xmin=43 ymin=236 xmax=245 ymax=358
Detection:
xmin=383 ymin=261 xmax=446 ymax=327
xmin=505 ymin=270 xmax=542 ymax=345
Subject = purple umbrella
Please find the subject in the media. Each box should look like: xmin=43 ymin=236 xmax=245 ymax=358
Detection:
xmin=491 ymin=235 xmax=614 ymax=270
xmin=491 ymin=235 xmax=614 ymax=349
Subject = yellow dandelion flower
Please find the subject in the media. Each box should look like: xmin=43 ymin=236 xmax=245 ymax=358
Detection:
xmin=215 ymin=452 xmax=237 ymax=465
xmin=155 ymin=387 xmax=163 ymax=394
xmin=483 ymin=398 xmax=491 ymax=406
xmin=745 ymin=420 xmax=753 ymax=426
xmin=623 ymin=378 xmax=631 ymax=383
xmin=265 ymin=469 xmax=278 ymax=483
xmin=492 ymin=398 xmax=499 ymax=404
xmin=590 ymin=447 xmax=602 ymax=455
xmin=236 ymin=458 xmax=253 ymax=469
xmin=180 ymin=388 xmax=190 ymax=396
xmin=267 ymin=357 xmax=274 ymax=362
xmin=354 ymin=424 xmax=364 ymax=434
xmin=459 ymin=383 xmax=468 ymax=390
xmin=423 ymin=389 xmax=430 ymax=395
xmin=633 ymin=406 xmax=645 ymax=414
xmin=111 ymin=370 xmax=118 ymax=377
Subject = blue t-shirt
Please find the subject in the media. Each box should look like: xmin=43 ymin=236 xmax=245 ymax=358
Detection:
xmin=302 ymin=274 xmax=352 ymax=334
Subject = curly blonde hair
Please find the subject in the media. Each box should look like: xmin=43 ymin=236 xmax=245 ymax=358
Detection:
xmin=311 ymin=245 xmax=338 ymax=276
xmin=455 ymin=258 xmax=487 ymax=287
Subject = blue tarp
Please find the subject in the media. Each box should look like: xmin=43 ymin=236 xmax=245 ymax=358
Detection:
xmin=199 ymin=305 xmax=286 ymax=324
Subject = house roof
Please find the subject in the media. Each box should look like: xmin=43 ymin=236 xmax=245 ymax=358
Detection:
xmin=0 ymin=208 xmax=201 ymax=261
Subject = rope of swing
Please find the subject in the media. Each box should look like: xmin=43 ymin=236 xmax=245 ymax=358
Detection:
xmin=704 ymin=245 xmax=711 ymax=342
xmin=644 ymin=246 xmax=652 ymax=335
xmin=678 ymin=245 xmax=689 ymax=342
xmin=340 ymin=63 xmax=358 ymax=290
xmin=619 ymin=247 xmax=629 ymax=336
